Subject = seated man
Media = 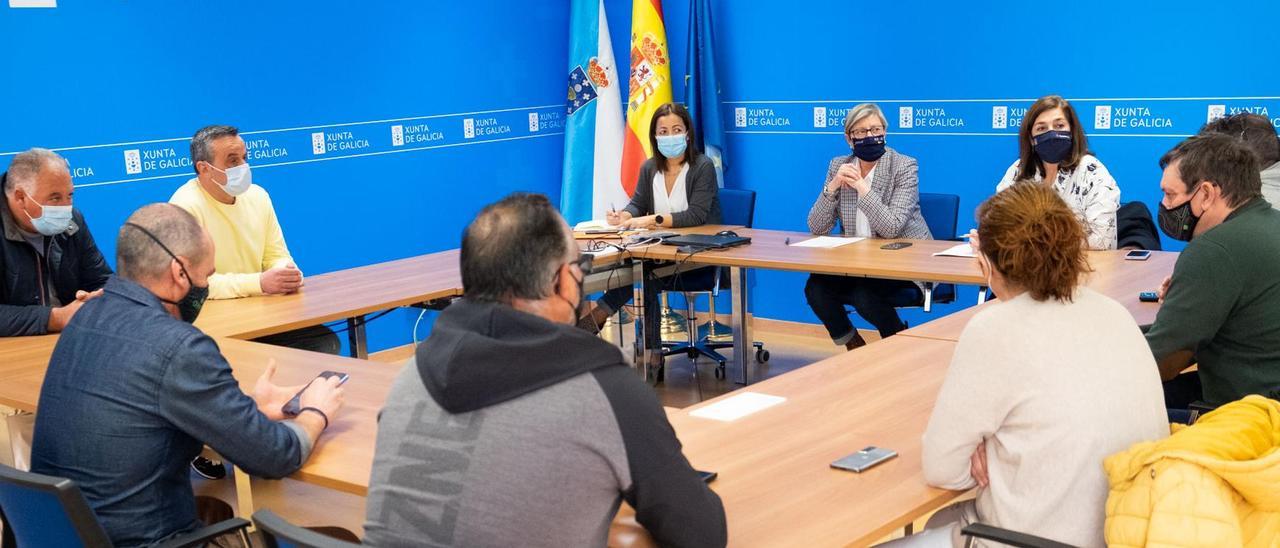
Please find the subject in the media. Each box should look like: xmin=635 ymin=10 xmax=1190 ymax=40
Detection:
xmin=0 ymin=148 xmax=111 ymax=470
xmin=30 ymin=203 xmax=344 ymax=547
xmin=363 ymin=193 xmax=726 ymax=548
xmin=169 ymin=124 xmax=339 ymax=354
xmin=1147 ymin=133 xmax=1280 ymax=413
xmin=1 ymin=147 xmax=110 ymax=336
xmin=1199 ymin=112 xmax=1280 ymax=210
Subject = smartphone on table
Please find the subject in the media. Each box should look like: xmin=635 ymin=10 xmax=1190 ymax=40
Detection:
xmin=831 ymin=447 xmax=898 ymax=473
xmin=281 ymin=371 xmax=349 ymax=417
xmin=1124 ymin=250 xmax=1151 ymax=261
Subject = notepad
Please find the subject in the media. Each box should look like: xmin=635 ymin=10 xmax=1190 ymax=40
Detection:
xmin=689 ymin=392 xmax=786 ymax=422
xmin=789 ymin=236 xmax=864 ymax=249
xmin=932 ymin=243 xmax=977 ymax=258
xmin=573 ymin=219 xmax=622 ymax=232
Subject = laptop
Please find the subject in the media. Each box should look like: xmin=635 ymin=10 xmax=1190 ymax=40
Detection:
xmin=662 ymin=233 xmax=752 ymax=249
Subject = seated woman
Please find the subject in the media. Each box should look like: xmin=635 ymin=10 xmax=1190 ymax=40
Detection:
xmin=885 ymin=182 xmax=1168 ymax=547
xmin=996 ymin=95 xmax=1120 ymax=250
xmin=804 ymin=103 xmax=932 ymax=350
xmin=578 ymin=102 xmax=722 ymax=332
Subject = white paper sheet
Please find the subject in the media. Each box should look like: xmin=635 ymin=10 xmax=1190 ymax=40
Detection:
xmin=932 ymin=243 xmax=977 ymax=258
xmin=789 ymin=236 xmax=864 ymax=249
xmin=689 ymin=392 xmax=786 ymax=422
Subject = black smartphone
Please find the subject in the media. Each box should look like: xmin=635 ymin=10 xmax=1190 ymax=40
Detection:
xmin=1139 ymin=291 xmax=1160 ymax=303
xmin=1125 ymin=250 xmax=1151 ymax=261
xmin=281 ymin=371 xmax=349 ymax=417
xmin=880 ymin=242 xmax=912 ymax=250
xmin=696 ymin=470 xmax=717 ymax=483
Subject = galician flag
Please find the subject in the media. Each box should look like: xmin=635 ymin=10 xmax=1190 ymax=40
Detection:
xmin=620 ymin=0 xmax=673 ymax=197
xmin=560 ymin=0 xmax=627 ymax=224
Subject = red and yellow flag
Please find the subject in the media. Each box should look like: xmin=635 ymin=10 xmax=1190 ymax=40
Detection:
xmin=620 ymin=0 xmax=672 ymax=196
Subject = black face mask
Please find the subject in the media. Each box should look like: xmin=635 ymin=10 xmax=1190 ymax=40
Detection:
xmin=124 ymin=223 xmax=210 ymax=323
xmin=556 ymin=253 xmax=593 ymax=321
xmin=851 ymin=134 xmax=887 ymax=162
xmin=1032 ymin=130 xmax=1072 ymax=165
xmin=1157 ymin=186 xmax=1204 ymax=242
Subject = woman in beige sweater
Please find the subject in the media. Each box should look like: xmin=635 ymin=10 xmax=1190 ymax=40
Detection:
xmin=886 ymin=182 xmax=1168 ymax=547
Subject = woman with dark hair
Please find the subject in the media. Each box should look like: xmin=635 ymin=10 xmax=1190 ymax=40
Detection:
xmin=883 ymin=183 xmax=1167 ymax=547
xmin=578 ymin=103 xmax=722 ymax=331
xmin=995 ymin=95 xmax=1120 ymax=250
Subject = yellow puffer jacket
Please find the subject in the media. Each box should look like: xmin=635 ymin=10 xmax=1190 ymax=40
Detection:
xmin=1104 ymin=395 xmax=1280 ymax=547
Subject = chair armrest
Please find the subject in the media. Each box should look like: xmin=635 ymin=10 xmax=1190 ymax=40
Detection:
xmin=156 ymin=518 xmax=252 ymax=548
xmin=960 ymin=523 xmax=1075 ymax=548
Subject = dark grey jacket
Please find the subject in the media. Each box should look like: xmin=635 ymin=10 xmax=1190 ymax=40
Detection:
xmin=624 ymin=154 xmax=722 ymax=227
xmin=0 ymin=172 xmax=112 ymax=336
xmin=363 ymin=299 xmax=726 ymax=548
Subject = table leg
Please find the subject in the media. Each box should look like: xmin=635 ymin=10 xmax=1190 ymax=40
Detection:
xmin=639 ymin=261 xmax=661 ymax=381
xmin=730 ymin=266 xmax=751 ymax=385
xmin=233 ymin=466 xmax=254 ymax=525
xmin=347 ymin=316 xmax=368 ymax=359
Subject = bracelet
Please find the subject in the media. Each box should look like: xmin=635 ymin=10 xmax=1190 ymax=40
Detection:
xmin=299 ymin=407 xmax=329 ymax=430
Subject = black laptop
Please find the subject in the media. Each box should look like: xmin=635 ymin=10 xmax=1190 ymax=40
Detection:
xmin=662 ymin=233 xmax=751 ymax=249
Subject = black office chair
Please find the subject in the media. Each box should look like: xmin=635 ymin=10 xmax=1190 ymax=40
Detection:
xmin=960 ymin=523 xmax=1076 ymax=548
xmin=253 ymin=509 xmax=361 ymax=548
xmin=662 ymin=188 xmax=768 ymax=384
xmin=0 ymin=464 xmax=250 ymax=548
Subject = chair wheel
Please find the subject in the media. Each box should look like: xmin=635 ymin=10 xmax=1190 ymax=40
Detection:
xmin=755 ymin=349 xmax=770 ymax=363
xmin=714 ymin=364 xmax=725 ymax=379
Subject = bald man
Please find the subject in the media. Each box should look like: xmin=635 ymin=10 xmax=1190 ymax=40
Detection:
xmin=0 ymin=148 xmax=111 ymax=336
xmin=31 ymin=203 xmax=345 ymax=546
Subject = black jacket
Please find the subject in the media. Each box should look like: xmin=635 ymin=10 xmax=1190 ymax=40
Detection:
xmin=624 ymin=154 xmax=723 ymax=227
xmin=0 ymin=172 xmax=112 ymax=336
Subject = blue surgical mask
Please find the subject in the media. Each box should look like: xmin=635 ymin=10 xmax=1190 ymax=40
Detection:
xmin=22 ymin=196 xmax=73 ymax=236
xmin=208 ymin=162 xmax=253 ymax=196
xmin=656 ymin=134 xmax=688 ymax=159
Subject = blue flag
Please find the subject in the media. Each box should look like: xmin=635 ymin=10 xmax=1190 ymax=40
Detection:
xmin=684 ymin=0 xmax=726 ymax=187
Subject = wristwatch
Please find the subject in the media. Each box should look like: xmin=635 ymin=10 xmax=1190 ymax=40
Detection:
xmin=655 ymin=215 xmax=665 ymax=226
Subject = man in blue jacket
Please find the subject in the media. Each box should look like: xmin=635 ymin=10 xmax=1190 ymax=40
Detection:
xmin=0 ymin=148 xmax=111 ymax=336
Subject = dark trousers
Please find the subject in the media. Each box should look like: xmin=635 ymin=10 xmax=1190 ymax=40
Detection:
xmin=596 ymin=266 xmax=719 ymax=314
xmin=1163 ymin=372 xmax=1203 ymax=424
xmin=252 ymin=324 xmax=342 ymax=355
xmin=804 ymin=274 xmax=921 ymax=343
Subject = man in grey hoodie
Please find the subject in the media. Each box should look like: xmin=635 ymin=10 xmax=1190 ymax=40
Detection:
xmin=1201 ymin=112 xmax=1280 ymax=208
xmin=363 ymin=193 xmax=726 ymax=548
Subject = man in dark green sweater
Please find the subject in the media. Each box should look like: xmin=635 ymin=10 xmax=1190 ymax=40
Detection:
xmin=1147 ymin=133 xmax=1280 ymax=411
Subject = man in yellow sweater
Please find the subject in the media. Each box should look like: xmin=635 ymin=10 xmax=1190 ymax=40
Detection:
xmin=170 ymin=125 xmax=339 ymax=356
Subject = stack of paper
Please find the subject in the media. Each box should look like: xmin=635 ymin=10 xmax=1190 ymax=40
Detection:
xmin=689 ymin=392 xmax=786 ymax=422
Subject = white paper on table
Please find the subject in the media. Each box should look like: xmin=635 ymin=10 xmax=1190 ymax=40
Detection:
xmin=789 ymin=236 xmax=865 ymax=249
xmin=689 ymin=392 xmax=786 ymax=422
xmin=932 ymin=243 xmax=977 ymax=258
xmin=574 ymin=219 xmax=622 ymax=231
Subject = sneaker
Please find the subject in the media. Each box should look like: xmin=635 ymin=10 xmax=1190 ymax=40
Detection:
xmin=191 ymin=456 xmax=227 ymax=480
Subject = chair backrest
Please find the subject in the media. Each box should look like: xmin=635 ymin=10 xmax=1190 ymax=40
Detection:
xmin=254 ymin=509 xmax=361 ymax=548
xmin=918 ymin=193 xmax=960 ymax=240
xmin=0 ymin=464 xmax=111 ymax=547
xmin=718 ymin=188 xmax=757 ymax=228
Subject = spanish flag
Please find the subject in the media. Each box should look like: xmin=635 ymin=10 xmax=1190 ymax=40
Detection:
xmin=620 ymin=0 xmax=673 ymax=196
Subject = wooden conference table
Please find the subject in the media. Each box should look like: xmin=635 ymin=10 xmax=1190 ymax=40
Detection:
xmin=899 ymin=250 xmax=1178 ymax=343
xmin=0 ymin=235 xmax=1177 ymax=546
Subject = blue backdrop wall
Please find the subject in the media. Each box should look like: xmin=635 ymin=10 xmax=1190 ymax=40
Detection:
xmin=3 ymin=1 xmax=1278 ymax=349
xmin=0 ymin=2 xmax=571 ymax=352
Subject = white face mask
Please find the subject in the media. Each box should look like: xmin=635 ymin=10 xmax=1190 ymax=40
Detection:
xmin=22 ymin=196 xmax=74 ymax=236
xmin=207 ymin=162 xmax=253 ymax=196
